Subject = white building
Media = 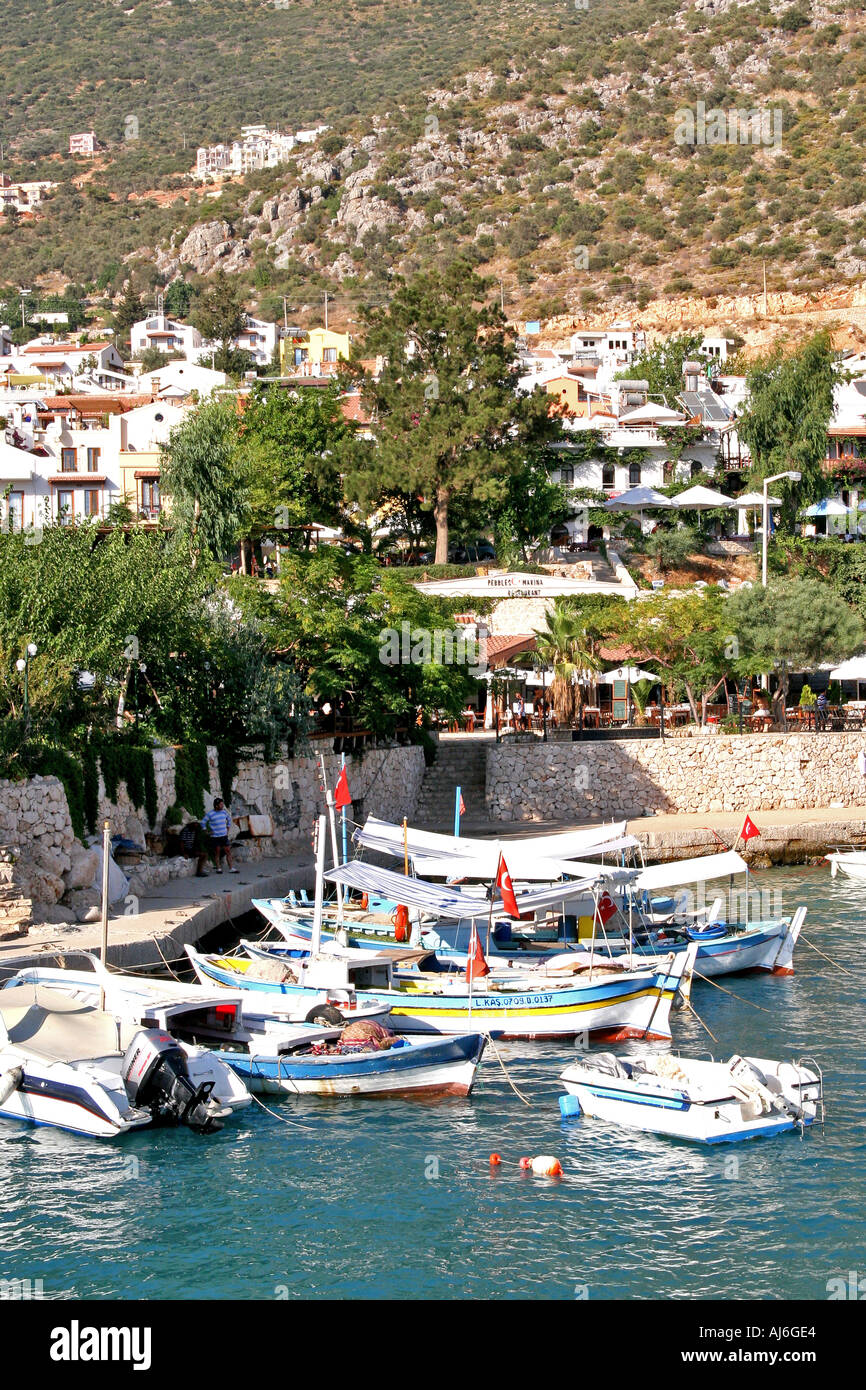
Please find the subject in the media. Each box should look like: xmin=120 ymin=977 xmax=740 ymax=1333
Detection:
xmin=68 ymin=132 xmax=97 ymax=157
xmin=15 ymin=339 xmax=125 ymax=388
xmin=231 ymin=315 xmax=278 ymax=366
xmin=0 ymin=393 xmax=188 ymax=530
xmin=194 ymin=126 xmax=300 ymax=179
xmin=136 ymin=360 xmax=226 ymax=399
xmin=0 ymin=178 xmax=56 ymax=214
xmin=131 ymin=314 xmax=203 ymax=360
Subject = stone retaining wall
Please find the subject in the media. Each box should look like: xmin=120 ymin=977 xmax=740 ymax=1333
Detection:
xmin=486 ymin=732 xmax=866 ymax=821
xmin=0 ymin=743 xmax=425 ymax=932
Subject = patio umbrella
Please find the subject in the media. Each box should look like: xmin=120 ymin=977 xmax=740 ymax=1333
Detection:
xmin=734 ymin=490 xmax=782 ymax=538
xmin=671 ymin=485 xmax=735 ymax=509
xmin=597 ymin=665 xmax=658 ymax=684
xmin=604 ymin=486 xmax=673 ymax=510
xmin=800 ymin=499 xmax=848 ymax=518
xmin=829 ymin=654 xmax=866 ymax=700
xmin=605 ymin=486 xmax=673 ymax=533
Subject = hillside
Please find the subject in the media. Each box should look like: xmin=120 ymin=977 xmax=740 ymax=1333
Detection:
xmin=2 ymin=0 xmax=865 ymax=332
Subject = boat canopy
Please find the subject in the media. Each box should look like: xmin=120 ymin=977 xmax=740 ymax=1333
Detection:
xmin=353 ymin=816 xmax=633 ymax=867
xmin=634 ymin=851 xmax=748 ymax=892
xmin=325 ymin=860 xmax=621 ymax=921
xmin=411 ymin=838 xmax=638 ymax=882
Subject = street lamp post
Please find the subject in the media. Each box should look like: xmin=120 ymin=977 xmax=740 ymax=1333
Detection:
xmin=15 ymin=641 xmax=37 ymax=732
xmin=761 ymin=471 xmax=802 ymax=587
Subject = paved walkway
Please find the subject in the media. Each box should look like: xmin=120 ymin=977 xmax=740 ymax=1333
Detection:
xmin=0 ymin=850 xmax=316 ymax=979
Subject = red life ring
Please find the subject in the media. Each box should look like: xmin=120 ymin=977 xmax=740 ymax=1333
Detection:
xmin=392 ymin=904 xmax=409 ymax=942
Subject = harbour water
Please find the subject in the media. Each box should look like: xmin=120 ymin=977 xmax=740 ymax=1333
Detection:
xmin=2 ymin=865 xmax=863 ymax=1301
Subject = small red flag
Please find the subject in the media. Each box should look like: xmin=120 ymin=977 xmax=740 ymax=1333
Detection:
xmin=459 ymin=792 xmax=466 ymax=817
xmin=334 ymin=766 xmax=352 ymax=810
xmin=740 ymin=815 xmax=761 ymax=842
xmin=495 ymin=854 xmax=520 ymax=918
xmin=596 ymin=891 xmax=618 ymax=925
xmin=465 ymin=924 xmax=490 ymax=982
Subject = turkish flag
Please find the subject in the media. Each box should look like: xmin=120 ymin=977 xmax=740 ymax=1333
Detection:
xmin=465 ymin=924 xmax=490 ymax=982
xmin=740 ymin=815 xmax=761 ymax=842
xmin=459 ymin=793 xmax=466 ymax=817
xmin=596 ymin=891 xmax=618 ymax=925
xmin=334 ymin=767 xmax=352 ymax=810
xmin=495 ymin=854 xmax=520 ymax=918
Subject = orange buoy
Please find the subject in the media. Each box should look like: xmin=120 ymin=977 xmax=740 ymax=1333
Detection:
xmin=530 ymin=1155 xmax=563 ymax=1177
xmin=359 ymin=893 xmax=369 ymax=911
xmin=393 ymin=904 xmax=409 ymax=942
xmin=489 ymin=1153 xmax=502 ymax=1166
xmin=519 ymin=1157 xmax=532 ymax=1170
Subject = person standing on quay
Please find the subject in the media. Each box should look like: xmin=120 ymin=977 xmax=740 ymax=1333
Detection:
xmin=197 ymin=797 xmax=239 ymax=875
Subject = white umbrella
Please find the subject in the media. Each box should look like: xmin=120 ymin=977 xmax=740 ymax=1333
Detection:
xmin=597 ymin=665 xmax=658 ymax=684
xmin=671 ymin=485 xmax=735 ymax=509
xmin=604 ymin=486 xmax=673 ymax=510
xmin=800 ymin=499 xmax=848 ymax=518
xmin=735 ymin=491 xmax=782 ymax=507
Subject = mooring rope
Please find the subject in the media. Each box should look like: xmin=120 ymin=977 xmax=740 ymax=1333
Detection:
xmin=798 ymin=934 xmax=856 ymax=977
xmin=682 ymin=997 xmax=720 ymax=1045
xmin=693 ymin=970 xmax=778 ymax=1014
xmin=248 ymin=1091 xmax=323 ymax=1130
xmin=484 ymin=1033 xmax=533 ymax=1106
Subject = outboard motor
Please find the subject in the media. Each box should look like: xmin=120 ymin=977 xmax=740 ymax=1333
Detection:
xmin=121 ymin=1030 xmax=225 ymax=1133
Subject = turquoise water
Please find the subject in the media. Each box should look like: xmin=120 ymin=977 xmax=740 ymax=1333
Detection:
xmin=2 ymin=865 xmax=863 ymax=1301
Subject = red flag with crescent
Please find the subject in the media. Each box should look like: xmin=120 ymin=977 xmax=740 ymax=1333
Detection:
xmin=495 ymin=854 xmax=520 ymax=918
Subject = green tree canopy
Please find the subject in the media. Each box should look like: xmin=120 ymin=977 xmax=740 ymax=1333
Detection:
xmin=160 ymin=395 xmax=250 ymax=564
xmin=346 ymin=259 xmax=556 ymax=563
xmin=728 ymin=577 xmax=863 ymax=723
xmin=737 ymin=331 xmax=837 ymax=519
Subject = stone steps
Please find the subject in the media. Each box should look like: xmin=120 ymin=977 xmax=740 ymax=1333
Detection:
xmin=414 ymin=738 xmax=488 ymax=828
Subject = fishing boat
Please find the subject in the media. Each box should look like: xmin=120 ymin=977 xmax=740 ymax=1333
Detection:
xmin=0 ymin=982 xmax=250 ymax=1139
xmin=825 ymin=848 xmax=866 ymax=880
xmin=188 ymin=815 xmax=697 ymax=1040
xmin=218 ymin=1026 xmax=487 ymax=1098
xmin=187 ymin=938 xmax=698 ymax=1041
xmin=259 ymin=824 xmax=804 ymax=980
xmin=558 ymin=1052 xmax=824 ymax=1144
xmin=6 ymin=960 xmax=482 ymax=1100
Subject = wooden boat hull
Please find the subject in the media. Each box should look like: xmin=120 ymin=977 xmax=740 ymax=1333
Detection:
xmin=219 ymin=1032 xmax=486 ymax=1097
xmin=190 ymin=950 xmax=692 ymax=1041
xmin=253 ymin=905 xmax=801 ymax=979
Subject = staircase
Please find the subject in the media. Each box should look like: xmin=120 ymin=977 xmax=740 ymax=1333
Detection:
xmin=414 ymin=735 xmax=488 ymax=830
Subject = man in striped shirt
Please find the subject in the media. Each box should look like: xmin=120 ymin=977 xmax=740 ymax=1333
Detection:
xmin=196 ymin=798 xmax=239 ymax=875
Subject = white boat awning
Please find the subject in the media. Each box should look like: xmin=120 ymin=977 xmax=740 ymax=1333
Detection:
xmin=635 ymin=850 xmax=748 ymax=893
xmin=354 ymin=816 xmax=631 ymax=866
xmin=411 ymin=837 xmax=639 ymax=882
xmin=325 ymin=861 xmax=616 ymax=921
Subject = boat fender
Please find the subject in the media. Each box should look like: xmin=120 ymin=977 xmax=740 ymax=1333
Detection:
xmin=0 ymin=1066 xmax=23 ymax=1105
xmin=392 ymin=904 xmax=409 ymax=942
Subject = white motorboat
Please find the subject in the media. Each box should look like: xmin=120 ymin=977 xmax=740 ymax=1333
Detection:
xmin=5 ymin=961 xmax=482 ymax=1100
xmin=826 ymin=849 xmax=866 ymax=880
xmin=0 ymin=982 xmax=250 ymax=1140
xmin=559 ymin=1051 xmax=823 ymax=1144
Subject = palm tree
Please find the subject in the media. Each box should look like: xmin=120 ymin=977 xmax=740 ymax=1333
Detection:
xmin=534 ymin=601 xmax=601 ymax=728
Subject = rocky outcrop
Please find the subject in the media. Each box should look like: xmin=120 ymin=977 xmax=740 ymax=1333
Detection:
xmin=177 ymin=220 xmax=249 ymax=275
